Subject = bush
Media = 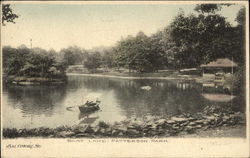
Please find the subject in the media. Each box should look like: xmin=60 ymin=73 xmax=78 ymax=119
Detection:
xmin=224 ymin=66 xmax=245 ymax=94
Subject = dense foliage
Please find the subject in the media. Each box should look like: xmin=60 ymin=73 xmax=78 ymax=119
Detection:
xmin=3 ymin=4 xmax=246 ymax=74
xmin=60 ymin=46 xmax=87 ymax=65
xmin=83 ymin=52 xmax=102 ymax=72
xmin=107 ymin=4 xmax=245 ymax=71
xmin=113 ymin=32 xmax=163 ymax=72
xmin=2 ymin=45 xmax=67 ymax=79
xmin=169 ymin=5 xmax=245 ymax=68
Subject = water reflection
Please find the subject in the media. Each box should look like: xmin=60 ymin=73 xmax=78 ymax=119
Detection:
xmin=112 ymin=80 xmax=206 ymax=117
xmin=66 ymin=77 xmax=218 ymax=118
xmin=201 ymin=82 xmax=245 ymax=112
xmin=3 ymin=84 xmax=66 ymax=116
xmin=2 ymin=75 xmax=243 ymax=128
xmin=78 ymin=112 xmax=99 ymax=124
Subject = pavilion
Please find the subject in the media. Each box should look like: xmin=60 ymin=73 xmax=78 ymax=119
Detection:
xmin=200 ymin=58 xmax=238 ymax=82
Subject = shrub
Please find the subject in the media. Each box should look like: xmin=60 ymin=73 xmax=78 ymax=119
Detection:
xmin=224 ymin=66 xmax=245 ymax=94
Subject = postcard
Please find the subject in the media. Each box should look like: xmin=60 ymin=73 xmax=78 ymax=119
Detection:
xmin=1 ymin=1 xmax=249 ymax=157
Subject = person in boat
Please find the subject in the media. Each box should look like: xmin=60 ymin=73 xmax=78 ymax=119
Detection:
xmin=85 ymin=100 xmax=98 ymax=107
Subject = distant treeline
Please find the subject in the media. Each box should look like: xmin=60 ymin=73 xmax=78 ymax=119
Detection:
xmin=2 ymin=4 xmax=246 ymax=76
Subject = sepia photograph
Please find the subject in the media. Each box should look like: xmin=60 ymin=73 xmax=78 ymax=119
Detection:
xmin=1 ymin=1 xmax=249 ymax=157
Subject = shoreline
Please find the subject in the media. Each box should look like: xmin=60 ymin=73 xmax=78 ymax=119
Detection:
xmin=3 ymin=105 xmax=245 ymax=138
xmin=2 ymin=125 xmax=246 ymax=139
xmin=4 ymin=76 xmax=67 ymax=85
xmin=67 ymin=73 xmax=202 ymax=81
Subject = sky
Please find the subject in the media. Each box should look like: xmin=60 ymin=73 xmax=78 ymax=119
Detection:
xmin=1 ymin=2 xmax=245 ymax=51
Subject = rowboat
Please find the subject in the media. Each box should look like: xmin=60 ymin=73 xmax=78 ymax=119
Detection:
xmin=79 ymin=101 xmax=100 ymax=113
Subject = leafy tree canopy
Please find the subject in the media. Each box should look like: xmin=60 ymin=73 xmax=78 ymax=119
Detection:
xmin=2 ymin=45 xmax=67 ymax=78
xmin=2 ymin=4 xmax=18 ymax=25
xmin=235 ymin=7 xmax=246 ymax=27
xmin=194 ymin=4 xmax=222 ymax=13
xmin=168 ymin=4 xmax=244 ymax=68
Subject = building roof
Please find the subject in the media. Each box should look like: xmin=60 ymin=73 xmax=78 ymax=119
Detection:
xmin=200 ymin=58 xmax=238 ymax=68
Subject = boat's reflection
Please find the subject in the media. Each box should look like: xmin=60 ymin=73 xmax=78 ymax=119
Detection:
xmin=78 ymin=111 xmax=99 ymax=125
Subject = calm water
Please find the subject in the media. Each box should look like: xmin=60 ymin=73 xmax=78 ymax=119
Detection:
xmin=2 ymin=75 xmax=243 ymax=129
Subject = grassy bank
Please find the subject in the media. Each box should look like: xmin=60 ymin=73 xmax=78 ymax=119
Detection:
xmin=99 ymin=70 xmax=179 ymax=77
xmin=3 ymin=104 xmax=245 ymax=138
xmin=67 ymin=71 xmax=201 ymax=81
xmin=67 ymin=67 xmax=201 ymax=78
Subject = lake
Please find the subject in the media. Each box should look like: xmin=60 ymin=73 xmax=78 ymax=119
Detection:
xmin=2 ymin=75 xmax=244 ymax=129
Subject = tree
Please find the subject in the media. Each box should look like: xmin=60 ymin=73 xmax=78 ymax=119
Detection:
xmin=168 ymin=5 xmax=240 ymax=68
xmin=233 ymin=7 xmax=246 ymax=65
xmin=113 ymin=31 xmax=160 ymax=72
xmin=2 ymin=46 xmax=26 ymax=76
xmin=60 ymin=46 xmax=85 ymax=65
xmin=235 ymin=7 xmax=246 ymax=27
xmin=194 ymin=4 xmax=222 ymax=14
xmin=2 ymin=4 xmax=18 ymax=25
xmin=83 ymin=52 xmax=102 ymax=72
xmin=101 ymin=49 xmax=115 ymax=69
xmin=113 ymin=35 xmax=133 ymax=70
xmin=194 ymin=4 xmax=231 ymax=14
xmin=149 ymin=30 xmax=173 ymax=70
xmin=127 ymin=31 xmax=153 ymax=72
